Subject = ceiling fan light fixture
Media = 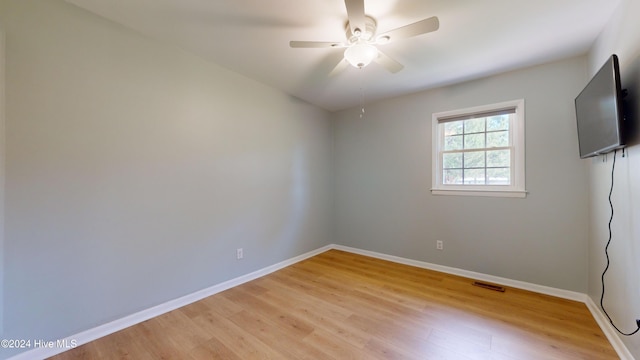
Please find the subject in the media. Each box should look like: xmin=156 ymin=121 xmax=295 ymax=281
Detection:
xmin=344 ymin=43 xmax=378 ymax=68
xmin=289 ymin=1 xmax=440 ymax=75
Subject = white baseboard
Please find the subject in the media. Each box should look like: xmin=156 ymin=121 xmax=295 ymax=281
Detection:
xmin=585 ymin=297 xmax=636 ymax=360
xmin=7 ymin=244 xmax=333 ymax=360
xmin=333 ymin=245 xmax=634 ymax=360
xmin=333 ymin=245 xmax=588 ymax=302
xmin=8 ymin=243 xmax=634 ymax=360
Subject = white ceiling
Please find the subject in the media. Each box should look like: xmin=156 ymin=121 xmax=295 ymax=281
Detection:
xmin=65 ymin=0 xmax=620 ymax=112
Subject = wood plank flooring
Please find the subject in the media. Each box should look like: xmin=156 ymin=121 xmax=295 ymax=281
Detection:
xmin=50 ymin=250 xmax=618 ymax=359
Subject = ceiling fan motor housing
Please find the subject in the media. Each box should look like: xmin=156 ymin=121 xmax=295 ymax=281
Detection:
xmin=346 ymin=16 xmax=377 ymax=43
xmin=289 ymin=0 xmax=439 ymax=75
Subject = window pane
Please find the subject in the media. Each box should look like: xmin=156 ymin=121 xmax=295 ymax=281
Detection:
xmin=444 ymin=135 xmax=463 ymax=150
xmin=487 ymin=131 xmax=509 ymax=147
xmin=433 ymin=99 xmax=524 ymax=194
xmin=464 ymin=118 xmax=485 ymax=134
xmin=464 ymin=169 xmax=485 ymax=184
xmin=487 ymin=115 xmax=509 ymax=131
xmin=443 ymin=153 xmax=462 ymax=169
xmin=464 ymin=151 xmax=485 ymax=168
xmin=487 ymin=168 xmax=510 ymax=185
xmin=487 ymin=149 xmax=510 ymax=167
xmin=444 ymin=121 xmax=463 ymax=136
xmin=443 ymin=169 xmax=463 ymax=184
xmin=464 ymin=133 xmax=485 ymax=149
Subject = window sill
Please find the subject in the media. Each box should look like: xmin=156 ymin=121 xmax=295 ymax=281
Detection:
xmin=431 ymin=188 xmax=527 ymax=198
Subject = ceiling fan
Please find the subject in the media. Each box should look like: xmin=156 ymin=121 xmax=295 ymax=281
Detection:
xmin=289 ymin=0 xmax=439 ymax=76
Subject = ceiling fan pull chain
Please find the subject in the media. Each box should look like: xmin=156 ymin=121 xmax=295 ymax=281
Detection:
xmin=360 ymin=68 xmax=365 ymax=118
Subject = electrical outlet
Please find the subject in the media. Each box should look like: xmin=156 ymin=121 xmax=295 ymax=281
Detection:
xmin=436 ymin=240 xmax=443 ymax=250
xmin=236 ymin=248 xmax=243 ymax=260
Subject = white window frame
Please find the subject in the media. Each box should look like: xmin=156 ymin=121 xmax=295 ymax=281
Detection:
xmin=431 ymin=99 xmax=526 ymax=198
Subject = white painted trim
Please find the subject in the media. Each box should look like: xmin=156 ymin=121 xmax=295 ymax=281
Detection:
xmin=431 ymin=189 xmax=527 ymax=198
xmin=431 ymin=99 xmax=526 ymax=197
xmin=332 ymin=245 xmax=586 ymax=302
xmin=8 ymin=244 xmax=634 ymax=360
xmin=585 ymin=297 xmax=636 ymax=360
xmin=7 ymin=245 xmax=333 ymax=360
xmin=333 ymin=245 xmax=634 ymax=360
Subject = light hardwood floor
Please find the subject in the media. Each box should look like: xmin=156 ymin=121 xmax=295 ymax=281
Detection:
xmin=51 ymin=250 xmax=618 ymax=359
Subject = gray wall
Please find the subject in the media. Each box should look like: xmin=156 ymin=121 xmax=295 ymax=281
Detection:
xmin=588 ymin=0 xmax=640 ymax=356
xmin=0 ymin=1 xmax=332 ymax=357
xmin=0 ymin=20 xmax=5 ymax=338
xmin=333 ymin=56 xmax=590 ymax=292
xmin=3 ymin=0 xmax=637 ymax=358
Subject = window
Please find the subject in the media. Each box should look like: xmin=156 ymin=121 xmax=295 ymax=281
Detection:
xmin=432 ymin=99 xmax=526 ymax=197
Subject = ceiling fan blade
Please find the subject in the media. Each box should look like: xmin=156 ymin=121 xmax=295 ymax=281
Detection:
xmin=376 ymin=16 xmax=439 ymax=43
xmin=290 ymin=41 xmax=345 ymax=48
xmin=329 ymin=59 xmax=350 ymax=77
xmin=374 ymin=51 xmax=404 ymax=73
xmin=344 ymin=0 xmax=366 ymax=35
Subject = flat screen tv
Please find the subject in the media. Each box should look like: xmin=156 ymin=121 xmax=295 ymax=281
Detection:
xmin=575 ymin=54 xmax=626 ymax=158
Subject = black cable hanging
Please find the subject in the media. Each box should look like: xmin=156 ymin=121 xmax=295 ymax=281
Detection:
xmin=600 ymin=149 xmax=640 ymax=336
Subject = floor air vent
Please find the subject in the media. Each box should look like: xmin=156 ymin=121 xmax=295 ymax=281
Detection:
xmin=472 ymin=281 xmax=506 ymax=292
